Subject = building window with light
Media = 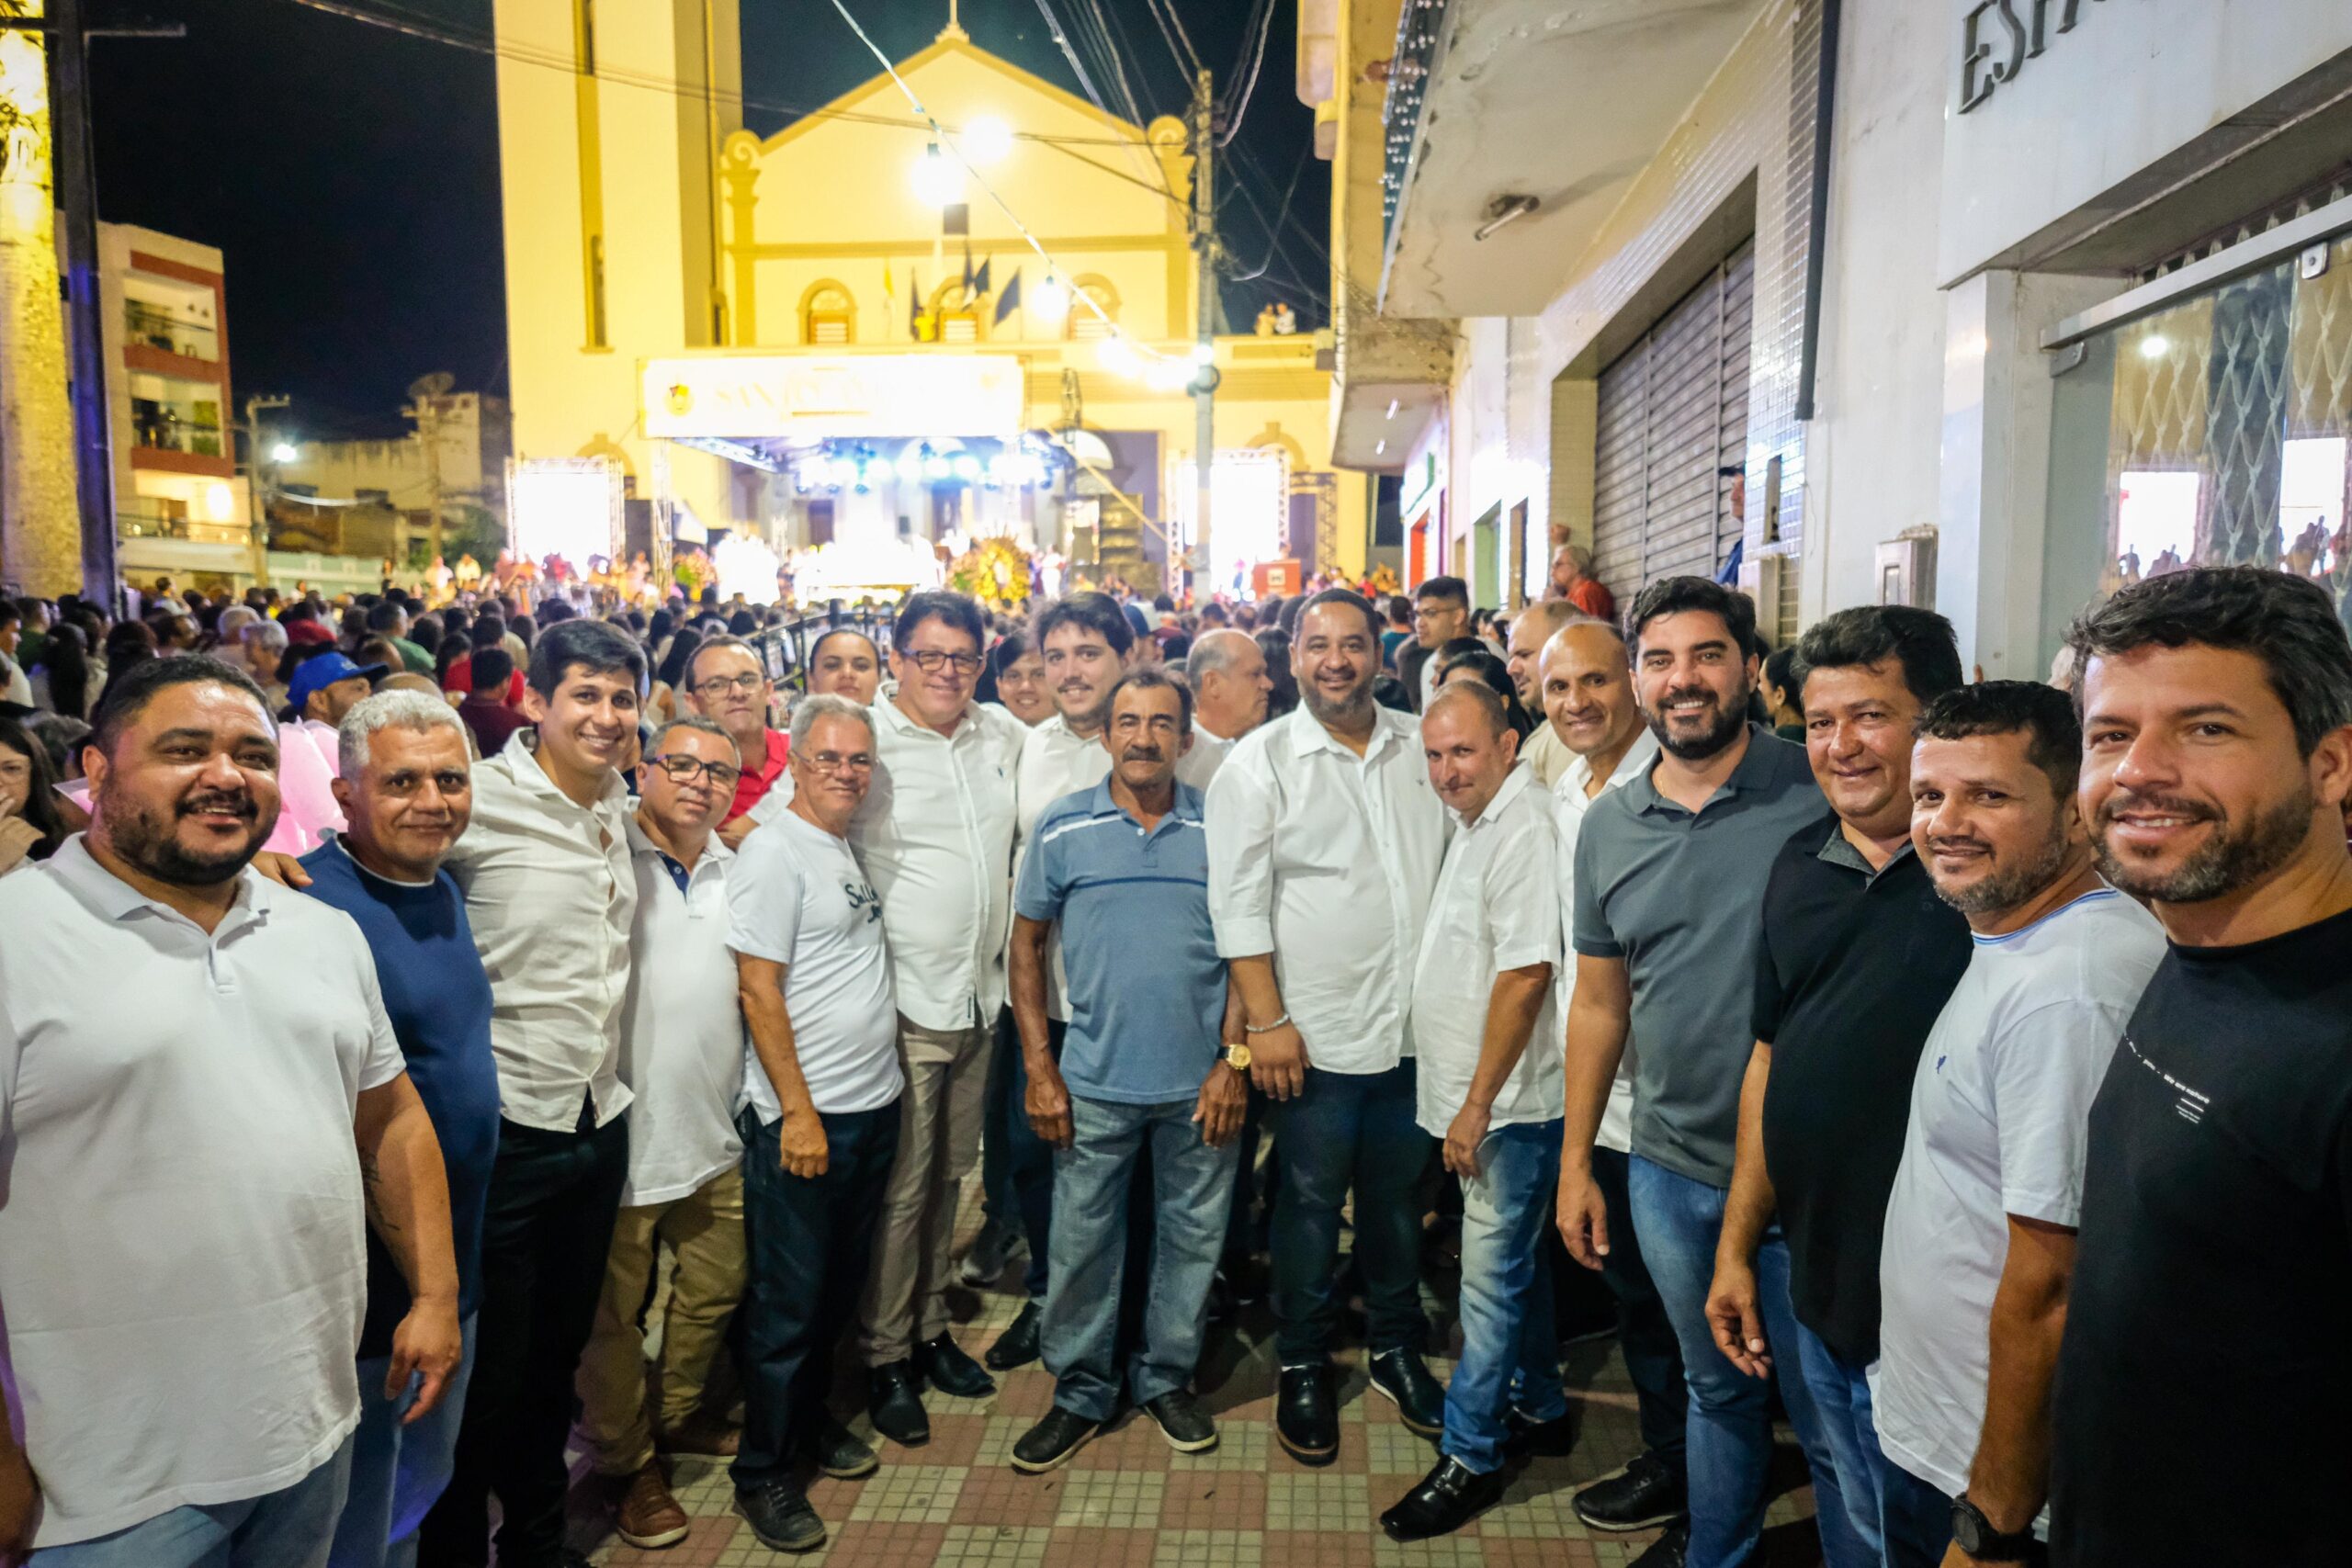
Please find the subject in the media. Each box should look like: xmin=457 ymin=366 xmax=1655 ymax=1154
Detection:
xmin=1067 ymin=276 xmax=1119 ymax=342
xmin=802 ymin=281 xmax=855 ymax=345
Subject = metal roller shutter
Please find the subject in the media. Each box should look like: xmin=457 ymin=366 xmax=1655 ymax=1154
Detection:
xmin=1588 ymin=241 xmax=1756 ymax=599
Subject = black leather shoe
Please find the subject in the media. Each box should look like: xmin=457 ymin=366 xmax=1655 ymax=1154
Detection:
xmin=1629 ymin=1520 xmax=1690 ymax=1567
xmin=1274 ymin=1363 xmax=1339 ymax=1465
xmin=735 ymin=1481 xmax=827 ymax=1552
xmin=1505 ymin=1406 xmax=1577 ymax=1458
xmin=1573 ymin=1450 xmax=1686 ymax=1531
xmin=1379 ymin=1456 xmax=1507 ymax=1540
xmin=1367 ymin=1347 xmax=1446 ymax=1438
xmin=811 ymin=1418 xmax=878 ymax=1479
xmin=984 ymin=1302 xmax=1042 ymax=1371
xmin=867 ymin=1360 xmax=930 ymax=1448
xmin=1141 ymin=1388 xmax=1218 ymax=1453
xmin=1009 ymin=1406 xmax=1098 ymax=1473
xmin=915 ymin=1332 xmax=997 ymax=1398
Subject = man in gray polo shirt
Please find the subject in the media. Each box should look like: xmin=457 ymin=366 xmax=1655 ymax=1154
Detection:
xmin=1554 ymin=578 xmax=1861 ymax=1568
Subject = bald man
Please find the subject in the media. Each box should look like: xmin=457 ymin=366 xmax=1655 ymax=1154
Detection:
xmin=1505 ymin=602 xmax=1590 ymax=789
xmin=1177 ymin=629 xmax=1272 ymax=790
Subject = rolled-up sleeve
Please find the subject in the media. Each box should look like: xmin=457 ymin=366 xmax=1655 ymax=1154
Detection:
xmin=1205 ymin=757 xmax=1278 ymax=958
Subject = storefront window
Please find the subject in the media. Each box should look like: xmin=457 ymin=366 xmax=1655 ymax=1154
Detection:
xmin=2043 ymin=223 xmax=2352 ymax=658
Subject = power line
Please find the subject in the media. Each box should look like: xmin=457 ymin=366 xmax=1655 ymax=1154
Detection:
xmin=1144 ymin=0 xmax=1202 ymax=78
xmin=1029 ymin=0 xmax=1109 ymax=115
xmin=1218 ymin=0 xmax=1277 ymax=146
xmin=1225 ymin=144 xmax=1309 ymax=283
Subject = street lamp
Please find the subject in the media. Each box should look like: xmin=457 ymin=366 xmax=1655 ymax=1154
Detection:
xmin=271 ymin=441 xmax=298 ymax=463
xmin=910 ymin=142 xmax=963 ymax=207
xmin=961 ymin=116 xmax=1013 ymax=164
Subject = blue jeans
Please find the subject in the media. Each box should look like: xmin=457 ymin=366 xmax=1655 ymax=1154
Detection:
xmin=1626 ymin=1154 xmax=1868 ymax=1568
xmin=1591 ymin=1145 xmax=1689 ymax=1467
xmin=33 ymin=1432 xmax=355 ymax=1568
xmin=1794 ymin=1324 xmax=1888 ymax=1563
xmin=1270 ymin=1061 xmax=1434 ymax=1364
xmin=327 ymin=1316 xmax=480 ymax=1568
xmin=1442 ymin=1120 xmax=1568 ymax=1474
xmin=1881 ymin=1461 xmax=1955 ymax=1568
xmin=1041 ymin=1094 xmax=1238 ymax=1421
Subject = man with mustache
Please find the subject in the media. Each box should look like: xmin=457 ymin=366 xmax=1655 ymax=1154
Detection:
xmin=986 ymin=592 xmax=1136 ymax=1372
xmin=2050 ymin=569 xmax=2352 ymax=1568
xmin=1875 ymin=680 xmax=2163 ymax=1567
xmin=421 ymin=619 xmax=648 ymax=1568
xmin=1206 ymin=589 xmax=1448 ymax=1462
xmin=1554 ymin=577 xmax=1857 ymax=1568
xmin=1008 ymin=671 xmax=1244 ymax=1472
xmin=0 ymin=657 xmax=460 ymax=1563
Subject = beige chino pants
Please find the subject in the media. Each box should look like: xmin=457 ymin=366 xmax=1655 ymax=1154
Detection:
xmin=857 ymin=1014 xmax=990 ymax=1366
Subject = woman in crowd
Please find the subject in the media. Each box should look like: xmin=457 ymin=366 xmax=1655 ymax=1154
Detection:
xmin=28 ymin=623 xmax=95 ymax=720
xmin=0 ymin=715 xmax=70 ymax=876
xmin=1438 ymin=643 xmax=1537 ymax=739
xmin=984 ymin=631 xmax=1053 ymax=725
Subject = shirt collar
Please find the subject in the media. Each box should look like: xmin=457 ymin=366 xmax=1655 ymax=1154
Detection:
xmin=1625 ymin=723 xmax=1781 ymax=817
xmin=1288 ymin=703 xmax=1405 ymax=763
xmin=1086 ymin=775 xmax=1202 ymax=835
xmin=1453 ymin=761 xmax=1534 ymax=829
xmin=503 ymin=727 xmax=628 ymax=814
xmin=878 ymin=694 xmax=975 ymax=743
xmin=49 ymin=831 xmax=273 ymax=931
xmin=625 ymin=809 xmax=731 ymax=872
xmin=1815 ymin=816 xmax=1917 ymax=882
xmin=1559 ymin=726 xmax=1661 ymax=798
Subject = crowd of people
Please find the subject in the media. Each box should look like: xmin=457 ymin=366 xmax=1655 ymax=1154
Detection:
xmin=0 ymin=549 xmax=2346 ymax=1568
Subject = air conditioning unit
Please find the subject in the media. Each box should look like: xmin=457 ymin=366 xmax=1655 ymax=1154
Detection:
xmin=1877 ymin=526 xmax=1939 ymax=610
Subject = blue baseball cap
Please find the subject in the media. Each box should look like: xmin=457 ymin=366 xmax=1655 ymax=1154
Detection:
xmin=286 ymin=650 xmax=386 ymax=713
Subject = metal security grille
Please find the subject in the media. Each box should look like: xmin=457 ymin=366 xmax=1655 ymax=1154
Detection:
xmin=1591 ymin=243 xmax=1756 ymax=598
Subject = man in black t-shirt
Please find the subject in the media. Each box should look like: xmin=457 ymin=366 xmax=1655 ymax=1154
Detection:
xmin=1704 ymin=605 xmax=1969 ymax=1562
xmin=2051 ymin=568 xmax=2352 ymax=1567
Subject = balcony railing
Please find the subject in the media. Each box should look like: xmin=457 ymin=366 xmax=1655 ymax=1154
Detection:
xmin=131 ymin=412 xmax=226 ymax=459
xmin=118 ymin=508 xmax=196 ymax=540
xmin=124 ymin=304 xmax=219 ymax=362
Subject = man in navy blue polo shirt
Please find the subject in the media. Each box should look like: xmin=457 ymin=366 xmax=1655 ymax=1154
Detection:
xmin=1004 ymin=670 xmax=1248 ymax=1473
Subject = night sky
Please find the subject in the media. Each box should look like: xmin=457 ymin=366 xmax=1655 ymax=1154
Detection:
xmin=85 ymin=0 xmax=1329 ymax=441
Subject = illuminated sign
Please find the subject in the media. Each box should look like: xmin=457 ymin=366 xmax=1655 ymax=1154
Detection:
xmin=643 ymin=355 xmax=1028 ymax=440
xmin=508 ymin=457 xmax=624 ymax=569
xmin=1172 ymin=448 xmax=1292 ymax=597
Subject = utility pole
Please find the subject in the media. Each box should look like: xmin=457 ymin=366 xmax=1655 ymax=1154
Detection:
xmin=48 ymin=0 xmax=115 ymax=604
xmin=1189 ymin=66 xmax=1217 ymax=604
xmin=404 ymin=371 xmax=455 ymax=568
xmin=243 ymin=392 xmax=288 ymax=586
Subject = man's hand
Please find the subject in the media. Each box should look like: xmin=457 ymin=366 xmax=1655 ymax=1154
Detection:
xmin=1704 ymin=1256 xmax=1771 ymax=1379
xmin=0 ymin=1438 xmax=37 ymax=1551
xmin=0 ymin=816 xmax=41 ymax=876
xmin=1442 ymin=1101 xmax=1492 ymax=1180
xmin=1555 ymin=1162 xmax=1611 ymax=1269
xmin=778 ymin=1105 xmax=829 ymax=1178
xmin=387 ymin=1292 xmax=465 ymax=1423
xmin=1193 ymin=1063 xmax=1248 ymax=1147
xmin=248 ymin=849 xmax=313 ymax=889
xmin=717 ymin=814 xmax=757 ymax=851
xmin=1245 ymin=1020 xmax=1308 ymax=1101
xmin=1026 ymin=1057 xmax=1074 ymax=1150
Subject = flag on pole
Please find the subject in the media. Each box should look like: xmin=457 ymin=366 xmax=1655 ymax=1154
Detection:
xmin=993 ymin=268 xmax=1022 ymax=325
xmin=973 ymin=255 xmax=992 ymax=298
xmin=960 ymin=240 xmax=975 ymax=295
xmin=882 ymin=259 xmax=897 ymax=330
xmin=908 ymin=269 xmax=923 ymax=339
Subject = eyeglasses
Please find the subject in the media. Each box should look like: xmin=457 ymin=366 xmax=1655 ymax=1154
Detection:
xmin=693 ymin=672 xmax=765 ymax=697
xmin=798 ymin=750 xmax=876 ymax=775
xmin=649 ymin=753 xmax=743 ymax=789
xmin=901 ymin=649 xmax=984 ymax=674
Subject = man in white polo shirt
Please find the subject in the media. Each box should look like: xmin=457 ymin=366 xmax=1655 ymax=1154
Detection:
xmin=1206 ymin=588 xmax=1449 ymax=1464
xmin=575 ymin=716 xmax=750 ymax=1550
xmin=727 ymin=694 xmax=907 ymax=1554
xmin=0 ymin=656 xmax=460 ymax=1566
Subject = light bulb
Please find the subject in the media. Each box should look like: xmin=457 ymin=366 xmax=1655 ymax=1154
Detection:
xmin=910 ymin=142 xmax=962 ymax=207
xmin=1032 ymin=276 xmax=1070 ymax=322
xmin=962 ymin=116 xmax=1013 ymax=164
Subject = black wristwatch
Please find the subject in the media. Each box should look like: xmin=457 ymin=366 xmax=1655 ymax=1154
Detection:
xmin=1951 ymin=1495 xmax=2038 ymax=1562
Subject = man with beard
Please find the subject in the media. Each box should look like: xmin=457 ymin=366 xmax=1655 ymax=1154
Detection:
xmin=1206 ymin=589 xmax=1449 ymax=1463
xmin=1009 ymin=671 xmax=1244 ymax=1471
xmin=2049 ymin=569 xmax=2352 ymax=1568
xmin=0 ymin=657 xmax=460 ymax=1562
xmin=685 ymin=636 xmax=786 ymax=849
xmin=1554 ymin=577 xmax=1856 ymax=1568
xmin=983 ymin=592 xmax=1136 ymax=1372
xmin=1706 ymin=606 xmax=1970 ymax=1562
xmin=422 ymin=619 xmax=647 ymax=1568
xmin=1875 ymin=681 xmax=2162 ymax=1567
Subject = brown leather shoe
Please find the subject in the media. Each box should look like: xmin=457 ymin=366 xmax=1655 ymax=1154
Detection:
xmin=616 ymin=1460 xmax=690 ymax=1549
xmin=657 ymin=1410 xmax=741 ymax=1457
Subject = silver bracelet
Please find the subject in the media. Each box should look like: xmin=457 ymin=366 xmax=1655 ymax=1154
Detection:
xmin=1244 ymin=1011 xmax=1292 ymax=1034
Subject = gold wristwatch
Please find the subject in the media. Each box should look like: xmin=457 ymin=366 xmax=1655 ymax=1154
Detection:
xmin=1220 ymin=1041 xmax=1253 ymax=1072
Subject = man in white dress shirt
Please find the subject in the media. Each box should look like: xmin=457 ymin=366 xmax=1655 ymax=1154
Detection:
xmin=1177 ymin=627 xmax=1272 ymax=789
xmin=575 ymin=717 xmax=750 ymax=1549
xmin=0 ymin=656 xmax=458 ymax=1567
xmin=1205 ymin=589 xmax=1450 ymax=1464
xmin=1541 ymin=622 xmax=1689 ymax=1550
xmin=987 ymin=592 xmax=1133 ymax=1372
xmin=1381 ymin=682 xmax=1568 ymax=1540
xmin=422 ymin=619 xmax=646 ymax=1568
xmin=1505 ymin=601 xmax=1588 ymax=789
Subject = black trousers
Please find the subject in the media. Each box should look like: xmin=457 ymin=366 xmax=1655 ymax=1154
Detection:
xmin=733 ymin=1099 xmax=901 ymax=1489
xmin=419 ymin=1104 xmax=629 ymax=1568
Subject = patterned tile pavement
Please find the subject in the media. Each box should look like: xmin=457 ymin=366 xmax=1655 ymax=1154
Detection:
xmin=567 ymin=1196 xmax=1827 ymax=1568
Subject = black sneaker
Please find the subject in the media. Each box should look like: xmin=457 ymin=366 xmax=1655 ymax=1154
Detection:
xmin=1573 ymin=1450 xmax=1687 ymax=1532
xmin=1141 ymin=1389 xmax=1218 ymax=1453
xmin=957 ymin=1217 xmax=1014 ymax=1287
xmin=812 ymin=1418 xmax=878 ymax=1480
xmin=1505 ymin=1406 xmax=1577 ymax=1458
xmin=1378 ymin=1455 xmax=1507 ymax=1541
xmin=735 ymin=1480 xmax=827 ymax=1553
xmin=915 ymin=1331 xmax=997 ymax=1399
xmin=984 ymin=1302 xmax=1042 ymax=1371
xmin=1010 ymin=1406 xmax=1099 ymax=1473
xmin=1274 ymin=1363 xmax=1339 ymax=1465
xmin=867 ymin=1360 xmax=930 ymax=1448
xmin=1629 ymin=1520 xmax=1690 ymax=1567
xmin=1366 ymin=1347 xmax=1445 ymax=1438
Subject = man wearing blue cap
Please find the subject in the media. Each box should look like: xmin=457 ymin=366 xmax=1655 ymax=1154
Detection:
xmin=275 ymin=650 xmax=389 ymax=853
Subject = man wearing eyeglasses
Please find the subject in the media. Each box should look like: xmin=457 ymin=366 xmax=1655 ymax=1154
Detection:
xmin=686 ymin=636 xmax=786 ymax=850
xmin=574 ymin=716 xmax=752 ymax=1549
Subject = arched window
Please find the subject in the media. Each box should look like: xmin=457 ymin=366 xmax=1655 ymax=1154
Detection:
xmin=1066 ymin=275 xmax=1120 ymax=342
xmin=801 ymin=280 xmax=855 ymax=345
xmin=930 ymin=280 xmax=985 ymax=344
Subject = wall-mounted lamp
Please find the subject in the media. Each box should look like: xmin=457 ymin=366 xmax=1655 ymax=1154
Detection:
xmin=1473 ymin=194 xmax=1540 ymax=243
